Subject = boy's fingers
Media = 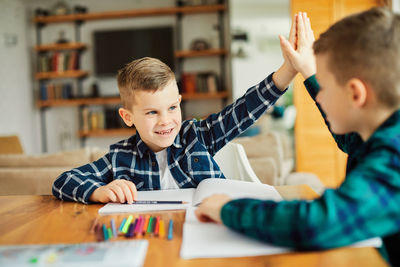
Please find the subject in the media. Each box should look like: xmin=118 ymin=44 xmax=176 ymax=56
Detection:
xmin=279 ymin=35 xmax=296 ymax=58
xmin=125 ymin=181 xmax=138 ymax=201
xmin=288 ymin=14 xmax=297 ymax=49
xmin=105 ymin=189 xmax=117 ymax=203
xmin=297 ymin=12 xmax=306 ymax=43
xmin=120 ymin=182 xmax=133 ymax=204
xmin=109 ymin=184 xmax=126 ymax=203
xmin=305 ymin=16 xmax=315 ymax=41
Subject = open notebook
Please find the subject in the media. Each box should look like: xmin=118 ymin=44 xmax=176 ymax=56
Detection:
xmin=180 ymin=208 xmax=383 ymax=259
xmin=98 ymin=178 xmax=282 ymax=214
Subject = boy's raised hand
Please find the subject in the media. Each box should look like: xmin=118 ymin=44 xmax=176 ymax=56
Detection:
xmin=89 ymin=179 xmax=137 ymax=204
xmin=195 ymin=194 xmax=232 ymax=223
xmin=279 ymin=12 xmax=316 ymax=79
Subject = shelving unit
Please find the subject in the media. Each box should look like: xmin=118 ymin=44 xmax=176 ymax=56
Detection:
xmin=33 ymin=1 xmax=229 ymax=152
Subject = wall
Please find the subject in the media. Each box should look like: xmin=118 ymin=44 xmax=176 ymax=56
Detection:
xmin=0 ymin=0 xmax=40 ymax=154
xmin=229 ymin=0 xmax=290 ymax=100
xmin=0 ymin=0 xmax=230 ymax=154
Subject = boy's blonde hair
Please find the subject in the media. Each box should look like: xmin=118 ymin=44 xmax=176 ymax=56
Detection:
xmin=117 ymin=57 xmax=175 ymax=108
xmin=313 ymin=7 xmax=400 ymax=108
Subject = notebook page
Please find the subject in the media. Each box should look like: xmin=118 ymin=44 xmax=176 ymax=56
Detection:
xmin=181 ymin=208 xmax=382 ymax=259
xmin=192 ymin=178 xmax=282 ymax=206
xmin=98 ymin=188 xmax=194 ymax=214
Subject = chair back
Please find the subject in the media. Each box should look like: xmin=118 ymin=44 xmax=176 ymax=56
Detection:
xmin=0 ymin=135 xmax=23 ymax=154
xmin=214 ymin=142 xmax=261 ymax=183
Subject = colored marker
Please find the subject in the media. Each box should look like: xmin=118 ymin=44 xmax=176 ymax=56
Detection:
xmin=154 ymin=216 xmax=160 ymax=236
xmin=94 ymin=224 xmax=103 ymax=242
xmin=159 ymin=219 xmax=165 ymax=238
xmin=122 ymin=215 xmax=133 ymax=234
xmin=142 ymin=215 xmax=150 ymax=235
xmin=110 ymin=219 xmax=117 ymax=237
xmin=118 ymin=217 xmax=127 ymax=233
xmin=107 ymin=227 xmax=113 ymax=239
xmin=146 ymin=216 xmax=154 ymax=235
xmin=89 ymin=217 xmax=99 ymax=234
xmin=134 ymin=216 xmax=143 ymax=236
xmin=126 ymin=219 xmax=137 ymax=238
xmin=167 ymin=219 xmax=173 ymax=240
xmin=102 ymin=224 xmax=108 ymax=241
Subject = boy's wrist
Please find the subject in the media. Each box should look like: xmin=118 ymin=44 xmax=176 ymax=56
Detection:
xmin=273 ymin=63 xmax=297 ymax=91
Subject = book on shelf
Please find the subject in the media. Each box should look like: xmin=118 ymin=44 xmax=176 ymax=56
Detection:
xmin=37 ymin=51 xmax=80 ymax=73
xmin=181 ymin=72 xmax=219 ymax=94
xmin=81 ymin=107 xmax=127 ymax=131
xmin=39 ymin=82 xmax=73 ymax=101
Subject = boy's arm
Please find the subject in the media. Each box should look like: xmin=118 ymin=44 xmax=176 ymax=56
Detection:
xmin=192 ymin=12 xmax=298 ymax=154
xmin=52 ymin=154 xmax=113 ymax=204
xmin=195 ymin=73 xmax=288 ymax=155
xmin=220 ymin=145 xmax=400 ymax=250
xmin=304 ymin=75 xmax=363 ymax=153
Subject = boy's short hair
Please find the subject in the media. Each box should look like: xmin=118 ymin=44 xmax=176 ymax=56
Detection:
xmin=117 ymin=57 xmax=175 ymax=108
xmin=313 ymin=7 xmax=400 ymax=108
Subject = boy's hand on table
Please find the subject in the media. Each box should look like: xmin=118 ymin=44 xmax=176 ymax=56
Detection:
xmin=195 ymin=194 xmax=232 ymax=224
xmin=279 ymin=12 xmax=316 ymax=80
xmin=90 ymin=179 xmax=137 ymax=204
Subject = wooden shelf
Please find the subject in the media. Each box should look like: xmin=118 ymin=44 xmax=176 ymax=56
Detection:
xmin=175 ymin=48 xmax=227 ymax=58
xmin=35 ymin=42 xmax=87 ymax=52
xmin=181 ymin=91 xmax=229 ymax=100
xmin=37 ymin=97 xmax=121 ymax=108
xmin=33 ymin=4 xmax=227 ymax=24
xmin=78 ymin=128 xmax=136 ymax=137
xmin=35 ymin=70 xmax=88 ymax=80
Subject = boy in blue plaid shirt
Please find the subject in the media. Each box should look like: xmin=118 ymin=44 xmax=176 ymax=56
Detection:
xmin=52 ymin=19 xmax=299 ymax=204
xmin=196 ymin=7 xmax=400 ymax=265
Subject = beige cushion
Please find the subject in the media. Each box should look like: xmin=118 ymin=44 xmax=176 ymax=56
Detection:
xmin=0 ymin=167 xmax=71 ymax=195
xmin=0 ymin=148 xmax=92 ymax=168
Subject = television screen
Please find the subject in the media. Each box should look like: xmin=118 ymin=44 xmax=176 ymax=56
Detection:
xmin=94 ymin=26 xmax=174 ymax=76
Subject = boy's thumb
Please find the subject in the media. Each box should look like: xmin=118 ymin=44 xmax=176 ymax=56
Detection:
xmin=279 ymin=35 xmax=296 ymax=56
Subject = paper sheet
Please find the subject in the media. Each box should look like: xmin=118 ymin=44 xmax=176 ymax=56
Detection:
xmin=0 ymin=240 xmax=148 ymax=267
xmin=180 ymin=208 xmax=382 ymax=259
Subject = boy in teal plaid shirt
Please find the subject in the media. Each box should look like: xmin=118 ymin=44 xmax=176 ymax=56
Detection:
xmin=196 ymin=7 xmax=400 ymax=265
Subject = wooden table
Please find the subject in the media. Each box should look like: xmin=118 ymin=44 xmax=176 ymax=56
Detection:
xmin=0 ymin=185 xmax=388 ymax=267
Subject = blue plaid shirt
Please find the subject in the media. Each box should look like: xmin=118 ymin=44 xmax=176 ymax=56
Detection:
xmin=52 ymin=73 xmax=285 ymax=204
xmin=221 ymin=75 xmax=400 ymax=265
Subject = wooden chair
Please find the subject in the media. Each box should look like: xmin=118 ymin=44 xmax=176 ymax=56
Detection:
xmin=0 ymin=135 xmax=24 ymax=154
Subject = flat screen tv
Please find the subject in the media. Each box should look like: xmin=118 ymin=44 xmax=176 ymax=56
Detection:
xmin=94 ymin=26 xmax=174 ymax=76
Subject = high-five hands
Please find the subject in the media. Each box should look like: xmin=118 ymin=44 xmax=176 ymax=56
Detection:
xmin=279 ymin=12 xmax=316 ymax=79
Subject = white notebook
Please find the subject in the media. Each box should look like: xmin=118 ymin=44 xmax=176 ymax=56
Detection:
xmin=98 ymin=178 xmax=282 ymax=214
xmin=180 ymin=208 xmax=383 ymax=259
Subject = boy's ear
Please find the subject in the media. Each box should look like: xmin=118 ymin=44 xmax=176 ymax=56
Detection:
xmin=178 ymin=94 xmax=182 ymax=103
xmin=118 ymin=108 xmax=134 ymax=127
xmin=346 ymin=78 xmax=367 ymax=108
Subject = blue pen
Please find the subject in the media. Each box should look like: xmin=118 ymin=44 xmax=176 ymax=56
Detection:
xmin=118 ymin=218 xmax=127 ymax=233
xmin=111 ymin=219 xmax=117 ymax=237
xmin=167 ymin=219 xmax=173 ymax=240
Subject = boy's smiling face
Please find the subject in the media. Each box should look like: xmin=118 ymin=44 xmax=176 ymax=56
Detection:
xmin=120 ymin=79 xmax=182 ymax=152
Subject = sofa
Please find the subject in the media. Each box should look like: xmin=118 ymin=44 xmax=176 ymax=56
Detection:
xmin=0 ymin=148 xmax=106 ymax=196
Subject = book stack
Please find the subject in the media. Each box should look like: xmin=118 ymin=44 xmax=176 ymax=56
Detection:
xmin=81 ymin=107 xmax=128 ymax=131
xmin=39 ymin=82 xmax=73 ymax=100
xmin=181 ymin=72 xmax=219 ymax=94
xmin=37 ymin=51 xmax=80 ymax=73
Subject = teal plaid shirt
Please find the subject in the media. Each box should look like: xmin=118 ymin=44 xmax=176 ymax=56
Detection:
xmin=221 ymin=75 xmax=400 ymax=265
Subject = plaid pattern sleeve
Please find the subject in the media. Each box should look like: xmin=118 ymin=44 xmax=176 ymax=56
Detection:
xmin=193 ymin=73 xmax=286 ymax=155
xmin=303 ymin=75 xmax=363 ymax=154
xmin=52 ymin=153 xmax=114 ymax=204
xmin=221 ymin=110 xmax=400 ymax=257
